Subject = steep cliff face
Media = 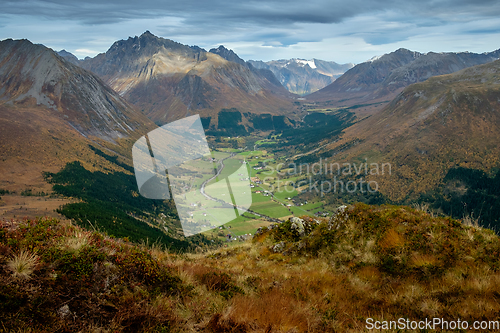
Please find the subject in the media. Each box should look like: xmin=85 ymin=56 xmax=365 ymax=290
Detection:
xmin=80 ymin=32 xmax=298 ymax=125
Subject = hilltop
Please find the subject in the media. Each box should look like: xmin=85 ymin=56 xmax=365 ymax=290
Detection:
xmin=2 ymin=204 xmax=500 ymax=332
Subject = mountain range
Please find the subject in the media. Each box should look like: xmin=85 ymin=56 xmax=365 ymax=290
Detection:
xmin=78 ymin=31 xmax=299 ymax=126
xmin=317 ymin=58 xmax=500 ymax=204
xmin=2 ymin=31 xmax=500 ymax=227
xmin=248 ymin=58 xmax=353 ymax=95
xmin=60 ymin=33 xmax=500 ymax=125
xmin=2 ymin=31 xmax=500 ymax=333
xmin=307 ymin=48 xmax=500 ymax=114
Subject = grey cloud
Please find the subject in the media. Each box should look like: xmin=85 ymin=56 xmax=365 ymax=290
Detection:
xmin=1 ymin=0 xmax=500 ymax=60
xmin=4 ymin=0 xmax=495 ymax=26
xmin=466 ymin=28 xmax=500 ymax=35
xmin=2 ymin=0 xmax=499 ymax=33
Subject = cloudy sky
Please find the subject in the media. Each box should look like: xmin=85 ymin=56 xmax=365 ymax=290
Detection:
xmin=1 ymin=0 xmax=500 ymax=64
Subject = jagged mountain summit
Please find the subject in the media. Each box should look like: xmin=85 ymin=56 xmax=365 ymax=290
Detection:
xmin=80 ymin=31 xmax=298 ymax=126
xmin=307 ymin=47 xmax=500 ymax=113
xmin=208 ymin=45 xmax=287 ymax=94
xmin=209 ymin=45 xmax=247 ymax=66
xmin=57 ymin=49 xmax=80 ymax=65
xmin=248 ymin=58 xmax=354 ymax=95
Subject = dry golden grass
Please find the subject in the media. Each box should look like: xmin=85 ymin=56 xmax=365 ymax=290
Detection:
xmin=62 ymin=230 xmax=92 ymax=251
xmin=378 ymin=228 xmax=405 ymax=250
xmin=7 ymin=249 xmax=39 ymax=280
xmin=2 ymin=205 xmax=500 ymax=332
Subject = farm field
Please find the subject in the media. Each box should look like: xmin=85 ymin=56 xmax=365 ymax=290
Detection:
xmin=181 ymin=146 xmax=331 ymax=238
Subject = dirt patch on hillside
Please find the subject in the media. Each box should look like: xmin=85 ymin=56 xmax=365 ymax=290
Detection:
xmin=0 ymin=194 xmax=74 ymax=222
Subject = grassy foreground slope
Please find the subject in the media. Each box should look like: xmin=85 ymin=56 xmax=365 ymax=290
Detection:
xmin=1 ymin=204 xmax=500 ymax=332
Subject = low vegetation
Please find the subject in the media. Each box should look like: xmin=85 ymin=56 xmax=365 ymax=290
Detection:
xmin=0 ymin=218 xmax=183 ymax=332
xmin=1 ymin=203 xmax=500 ymax=331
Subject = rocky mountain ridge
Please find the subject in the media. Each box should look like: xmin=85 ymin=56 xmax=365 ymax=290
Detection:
xmin=307 ymin=47 xmax=500 ymax=113
xmin=79 ymin=32 xmax=298 ymax=126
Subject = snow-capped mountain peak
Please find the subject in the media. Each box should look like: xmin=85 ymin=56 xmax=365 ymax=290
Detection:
xmin=292 ymin=59 xmax=317 ymax=69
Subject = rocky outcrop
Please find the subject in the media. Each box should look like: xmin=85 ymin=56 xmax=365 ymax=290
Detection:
xmin=57 ymin=50 xmax=80 ymax=65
